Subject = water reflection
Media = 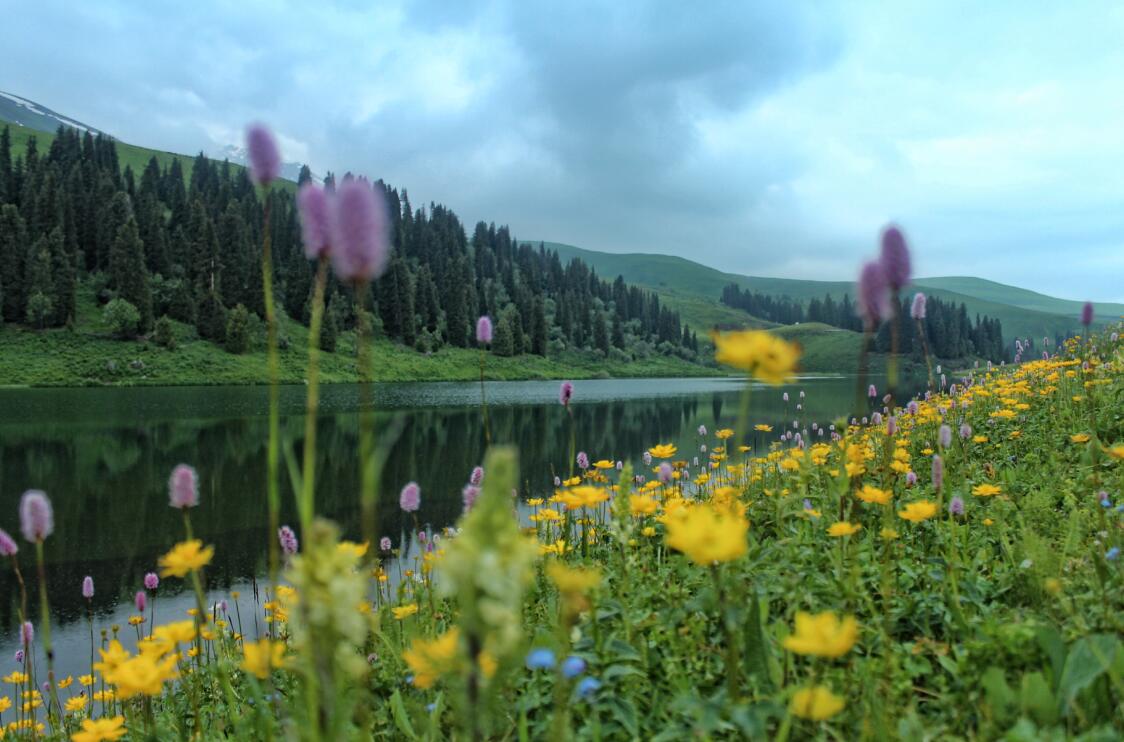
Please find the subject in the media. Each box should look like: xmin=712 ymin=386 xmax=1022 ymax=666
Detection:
xmin=0 ymin=376 xmax=864 ymax=677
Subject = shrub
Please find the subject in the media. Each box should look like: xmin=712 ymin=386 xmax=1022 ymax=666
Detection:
xmin=103 ymin=298 xmax=140 ymax=339
xmin=225 ymin=304 xmax=251 ymax=354
xmin=25 ymin=292 xmax=54 ymax=329
xmin=153 ymin=315 xmax=176 ymax=349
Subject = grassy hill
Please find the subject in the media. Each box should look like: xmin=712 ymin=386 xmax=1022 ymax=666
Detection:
xmin=6 ymin=124 xmax=297 ymax=194
xmin=531 ymin=241 xmax=1104 ymax=343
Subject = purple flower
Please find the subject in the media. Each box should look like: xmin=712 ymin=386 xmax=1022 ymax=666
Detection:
xmin=0 ymin=528 xmax=17 ymax=557
xmin=168 ymin=464 xmax=199 ymax=509
xmin=887 ymin=416 xmax=898 ymax=436
xmin=297 ymin=183 xmax=332 ymax=259
xmin=1081 ymin=301 xmax=1094 ymax=326
xmin=949 ymin=496 xmax=965 ymax=516
xmin=871 ymin=412 xmax=883 ymax=426
xmin=697 ymin=425 xmax=707 ymax=436
xmin=21 ymin=622 xmax=33 ymax=647
xmin=278 ymin=525 xmax=299 ymax=556
xmin=19 ymin=490 xmax=53 ymax=542
xmin=857 ymin=260 xmax=890 ymax=324
xmin=559 ymin=381 xmax=574 ymax=407
xmin=577 ymin=452 xmax=589 ymax=470
xmin=400 ymin=482 xmax=421 ymax=513
xmin=910 ymin=292 xmax=927 ymax=320
xmin=82 ymin=576 xmax=94 ymax=600
xmin=245 ymin=123 xmax=281 ymax=186
xmin=939 ymin=425 xmax=952 ymax=449
xmin=144 ymin=572 xmax=159 ymax=591
xmin=658 ymin=463 xmax=672 ymax=483
xmin=553 ymin=476 xmax=562 ymax=487
xmin=907 ymin=400 xmax=919 ymax=415
xmin=462 ymin=485 xmax=480 ymax=512
xmin=906 ymin=471 xmax=918 ymax=487
xmin=329 ymin=178 xmax=392 ymax=284
xmin=642 ymin=451 xmax=652 ymax=466
xmin=379 ymin=536 xmax=392 ymax=552
xmin=135 ymin=591 xmax=147 ymax=613
xmin=476 ymin=315 xmax=493 ymax=344
xmin=960 ymin=423 xmax=972 ymax=439
xmin=932 ymin=455 xmax=944 ymax=492
xmin=14 ymin=650 xmax=23 ymax=664
xmin=879 ymin=224 xmax=911 ymax=290
xmin=470 ymin=466 xmax=484 ymax=486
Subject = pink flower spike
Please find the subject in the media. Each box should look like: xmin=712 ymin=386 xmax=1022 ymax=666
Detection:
xmin=329 ymin=179 xmax=392 ymax=284
xmin=400 ymin=482 xmax=421 ymax=513
xmin=169 ymin=464 xmax=199 ymax=509
xmin=298 ymin=183 xmax=333 ymax=259
xmin=245 ymin=123 xmax=281 ymax=186
xmin=82 ymin=576 xmax=94 ymax=600
xmin=19 ymin=490 xmax=53 ymax=542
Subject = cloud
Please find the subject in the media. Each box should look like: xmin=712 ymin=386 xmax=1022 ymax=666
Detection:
xmin=1 ymin=0 xmax=1121 ymax=300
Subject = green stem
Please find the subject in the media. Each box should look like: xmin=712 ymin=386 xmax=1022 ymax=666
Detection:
xmin=261 ymin=193 xmax=281 ymax=588
xmin=356 ymin=282 xmax=378 ymax=555
xmin=299 ymin=255 xmax=329 ymax=535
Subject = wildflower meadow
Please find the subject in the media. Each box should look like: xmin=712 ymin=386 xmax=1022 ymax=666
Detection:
xmin=2 ymin=125 xmax=1123 ymax=741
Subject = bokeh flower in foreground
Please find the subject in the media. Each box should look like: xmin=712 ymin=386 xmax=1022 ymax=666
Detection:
xmin=19 ymin=490 xmax=53 ymax=542
xmin=158 ymin=540 xmax=214 ymax=578
xmin=782 ymin=611 xmax=858 ymax=658
xmin=245 ymin=123 xmax=281 ymax=186
xmin=329 ymin=178 xmax=392 ymax=284
xmin=898 ymin=500 xmax=939 ymax=522
xmin=168 ymin=464 xmax=199 ymax=509
xmin=297 ymin=183 xmax=333 ymax=259
xmin=665 ymin=503 xmax=748 ymax=565
xmin=790 ymin=685 xmax=845 ymax=721
xmin=242 ymin=638 xmax=286 ymax=679
xmin=71 ymin=715 xmax=127 ymax=742
xmin=712 ymin=329 xmax=800 ymax=384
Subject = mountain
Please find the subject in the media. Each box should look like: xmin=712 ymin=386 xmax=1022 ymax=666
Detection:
xmin=214 ymin=144 xmax=315 ymax=185
xmin=529 ymin=241 xmax=1116 ymax=344
xmin=0 ymin=90 xmax=103 ymax=135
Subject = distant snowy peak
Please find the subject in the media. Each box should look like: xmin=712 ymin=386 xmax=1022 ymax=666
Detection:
xmin=0 ymin=90 xmax=104 ymax=135
xmin=214 ymin=143 xmax=317 ymax=184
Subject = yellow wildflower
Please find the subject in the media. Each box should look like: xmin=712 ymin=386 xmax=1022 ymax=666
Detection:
xmin=403 ymin=628 xmax=461 ymax=689
xmin=782 ymin=611 xmax=859 ymax=658
xmin=592 ymin=459 xmax=615 ymax=470
xmin=111 ymin=653 xmax=179 ymax=698
xmin=153 ymin=620 xmax=197 ymax=646
xmin=57 ymin=676 xmax=73 ymax=689
xmin=71 ymin=715 xmax=127 ymax=742
xmin=715 ymin=428 xmax=734 ymax=440
xmin=898 ymin=500 xmax=938 ymax=522
xmin=1070 ymin=433 xmax=1091 ymax=443
xmin=648 ymin=443 xmax=678 ymax=459
xmin=712 ymin=329 xmax=801 ymax=384
xmin=79 ymin=674 xmax=94 ymax=687
xmin=3 ymin=671 xmax=27 ymax=684
xmin=392 ymin=604 xmax=419 ymax=620
xmin=790 ymin=685 xmax=845 ymax=721
xmin=754 ymin=424 xmax=774 ymax=432
xmin=629 ymin=495 xmax=659 ymax=516
xmin=983 ymin=518 xmax=994 ymax=526
xmin=1107 ymin=444 xmax=1124 ymax=460
xmin=880 ymin=528 xmax=899 ymax=540
xmin=972 ymin=435 xmax=989 ymax=443
xmin=972 ymin=483 xmax=1001 ymax=497
xmin=158 ymin=540 xmax=214 ymax=578
xmin=65 ymin=695 xmax=88 ymax=712
xmin=827 ymin=522 xmax=862 ymax=537
xmin=242 ymin=638 xmax=286 ymax=680
xmin=855 ymin=485 xmax=892 ymax=505
xmin=93 ymin=640 xmax=130 ymax=683
xmin=337 ymin=541 xmax=369 ymax=559
xmin=665 ymin=503 xmax=748 ymax=565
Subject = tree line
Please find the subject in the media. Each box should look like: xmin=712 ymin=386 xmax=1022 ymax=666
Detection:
xmin=720 ymin=283 xmax=1007 ymax=361
xmin=0 ymin=125 xmax=698 ymax=360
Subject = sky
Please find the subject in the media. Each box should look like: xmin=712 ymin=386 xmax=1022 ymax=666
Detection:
xmin=3 ymin=0 xmax=1123 ymax=302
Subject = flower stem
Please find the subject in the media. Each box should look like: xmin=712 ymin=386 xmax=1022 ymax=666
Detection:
xmin=261 ymin=193 xmax=281 ymax=588
xmin=299 ymin=255 xmax=330 ymax=534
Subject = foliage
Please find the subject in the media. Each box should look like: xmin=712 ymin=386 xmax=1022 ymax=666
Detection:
xmin=102 ymin=298 xmax=140 ymax=340
xmin=224 ymin=304 xmax=251 ymax=354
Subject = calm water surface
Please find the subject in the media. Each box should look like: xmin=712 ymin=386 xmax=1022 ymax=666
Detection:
xmin=0 ymin=376 xmax=864 ymax=678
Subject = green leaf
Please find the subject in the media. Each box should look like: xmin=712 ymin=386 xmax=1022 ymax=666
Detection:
xmin=1034 ymin=624 xmax=1066 ymax=689
xmin=981 ymin=666 xmax=1015 ymax=724
xmin=606 ymin=638 xmax=642 ymax=663
xmin=602 ymin=663 xmax=647 ymax=682
xmin=1057 ymin=634 xmax=1121 ymax=715
xmin=390 ymin=689 xmax=420 ymax=741
xmin=1020 ymin=671 xmax=1057 ymax=726
xmin=741 ymin=593 xmax=773 ymax=691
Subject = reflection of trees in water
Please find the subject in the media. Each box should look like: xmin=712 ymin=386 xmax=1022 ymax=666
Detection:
xmin=0 ymin=378 xmax=873 ymax=631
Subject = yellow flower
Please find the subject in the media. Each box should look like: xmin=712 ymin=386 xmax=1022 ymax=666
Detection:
xmin=71 ymin=715 xmax=127 ymax=742
xmin=898 ymin=500 xmax=938 ymax=523
xmin=715 ymin=428 xmax=734 ymax=440
xmin=65 ymin=695 xmax=88 ymax=712
xmin=110 ymin=653 xmax=179 ymax=699
xmin=971 ymin=483 xmax=1002 ymax=497
xmin=0 ymin=696 xmax=9 ymax=713
xmin=392 ymin=603 xmax=419 ymax=620
xmin=79 ymin=674 xmax=94 ymax=687
xmin=827 ymin=522 xmax=862 ymax=537
xmin=557 ymin=486 xmax=609 ymax=511
xmin=3 ymin=671 xmax=28 ymax=684
xmin=629 ymin=495 xmax=659 ymax=516
xmin=641 ymin=526 xmax=656 ymax=537
xmin=592 ymin=459 xmax=615 ymax=470
xmin=1070 ymin=432 xmax=1091 ymax=443
xmin=337 ymin=541 xmax=369 ymax=559
xmin=403 ymin=628 xmax=461 ymax=689
xmin=93 ymin=641 xmax=130 ymax=683
xmin=712 ymin=329 xmax=801 ymax=384
xmin=153 ymin=620 xmax=197 ymax=647
xmin=158 ymin=540 xmax=214 ymax=578
xmin=242 ymin=638 xmax=286 ymax=680
xmin=972 ymin=435 xmax=989 ymax=443
xmin=1107 ymin=444 xmax=1124 ymax=460
xmin=648 ymin=443 xmax=678 ymax=459
xmin=782 ymin=611 xmax=859 ymax=658
xmin=57 ymin=676 xmax=73 ymax=689
xmin=665 ymin=503 xmax=748 ymax=565
xmin=983 ymin=518 xmax=994 ymax=526
xmin=754 ymin=424 xmax=774 ymax=432
xmin=879 ymin=528 xmax=899 ymax=540
xmin=547 ymin=562 xmax=602 ymax=595
xmin=790 ymin=685 xmax=845 ymax=721
xmin=128 ymin=616 xmax=145 ymax=626
xmin=855 ymin=485 xmax=892 ymax=505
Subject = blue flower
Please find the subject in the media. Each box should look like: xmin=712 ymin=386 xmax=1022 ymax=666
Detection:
xmin=525 ymin=648 xmax=556 ymax=671
xmin=576 ymin=676 xmax=601 ymax=698
xmin=1107 ymin=547 xmax=1120 ymax=561
xmin=426 ymin=703 xmax=436 ymax=713
xmin=1102 ymin=499 xmax=1112 ymax=509
xmin=561 ymin=655 xmax=586 ymax=679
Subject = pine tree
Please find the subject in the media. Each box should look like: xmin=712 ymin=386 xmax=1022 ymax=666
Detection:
xmin=492 ymin=311 xmax=515 ymax=356
xmin=612 ymin=311 xmax=625 ymax=350
xmin=225 ymin=304 xmax=251 ymax=353
xmin=593 ymin=311 xmax=610 ymax=355
xmin=0 ymin=205 xmax=28 ymax=322
xmin=24 ymin=235 xmax=54 ymax=328
xmin=195 ymin=286 xmax=227 ymax=342
xmin=0 ymin=126 xmax=11 ymax=203
xmin=47 ymin=226 xmax=75 ymax=326
xmin=532 ymin=296 xmax=548 ymax=356
xmin=110 ymin=217 xmax=154 ymax=330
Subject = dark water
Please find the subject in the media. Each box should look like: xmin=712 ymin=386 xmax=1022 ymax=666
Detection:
xmin=0 ymin=376 xmax=862 ymax=678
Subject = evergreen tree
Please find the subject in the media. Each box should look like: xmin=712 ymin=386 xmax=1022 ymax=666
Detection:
xmin=47 ymin=226 xmax=75 ymax=325
xmin=195 ymin=286 xmax=227 ymax=342
xmin=593 ymin=311 xmax=610 ymax=355
xmin=225 ymin=304 xmax=251 ymax=353
xmin=109 ymin=217 xmax=154 ymax=330
xmin=0 ymin=126 xmax=11 ymax=203
xmin=492 ymin=311 xmax=515 ymax=356
xmin=24 ymin=235 xmax=54 ymax=328
xmin=0 ymin=205 xmax=28 ymax=322
xmin=532 ymin=296 xmax=548 ymax=356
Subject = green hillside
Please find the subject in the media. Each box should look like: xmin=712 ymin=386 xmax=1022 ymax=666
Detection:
xmin=533 ymin=241 xmax=1099 ymax=343
xmin=7 ymin=125 xmax=297 ymax=193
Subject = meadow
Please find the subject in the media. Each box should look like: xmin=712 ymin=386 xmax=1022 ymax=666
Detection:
xmin=2 ymin=126 xmax=1122 ymax=741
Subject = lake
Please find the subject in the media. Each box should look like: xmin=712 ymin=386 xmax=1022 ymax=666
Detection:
xmin=0 ymin=375 xmax=866 ymax=679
